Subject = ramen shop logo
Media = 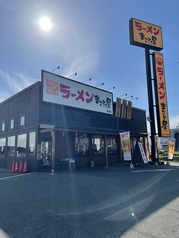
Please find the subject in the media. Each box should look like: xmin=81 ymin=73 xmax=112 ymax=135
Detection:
xmin=46 ymin=80 xmax=59 ymax=96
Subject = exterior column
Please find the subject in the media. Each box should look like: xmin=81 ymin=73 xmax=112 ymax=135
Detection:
xmin=51 ymin=130 xmax=56 ymax=173
xmin=145 ymin=48 xmax=156 ymax=163
xmin=104 ymin=134 xmax=108 ymax=167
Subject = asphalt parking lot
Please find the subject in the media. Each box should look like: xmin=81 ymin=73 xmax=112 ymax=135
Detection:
xmin=0 ymin=163 xmax=179 ymax=238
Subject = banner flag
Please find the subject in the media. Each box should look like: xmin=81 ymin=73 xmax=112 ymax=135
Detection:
xmin=119 ymin=131 xmax=131 ymax=161
xmin=168 ymin=138 xmax=175 ymax=160
xmin=138 ymin=142 xmax=148 ymax=164
xmin=145 ymin=137 xmax=150 ymax=161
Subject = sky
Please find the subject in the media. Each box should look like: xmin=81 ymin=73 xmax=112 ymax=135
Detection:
xmin=1 ymin=0 xmax=179 ymax=130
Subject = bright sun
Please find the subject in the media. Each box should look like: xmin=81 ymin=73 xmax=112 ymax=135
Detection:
xmin=39 ymin=17 xmax=52 ymax=31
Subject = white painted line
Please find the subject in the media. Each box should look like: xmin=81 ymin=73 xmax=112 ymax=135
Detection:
xmin=132 ymin=169 xmax=178 ymax=173
xmin=0 ymin=173 xmax=31 ymax=181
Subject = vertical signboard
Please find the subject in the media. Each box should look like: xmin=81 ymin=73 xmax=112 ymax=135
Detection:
xmin=126 ymin=101 xmax=132 ymax=119
xmin=115 ymin=97 xmax=122 ymax=117
xmin=119 ymin=132 xmax=131 ymax=161
xmin=129 ymin=18 xmax=163 ymax=51
xmin=121 ymin=99 xmax=127 ymax=118
xmin=168 ymin=138 xmax=175 ymax=160
xmin=153 ymin=52 xmax=170 ymax=137
xmin=138 ymin=142 xmax=148 ymax=164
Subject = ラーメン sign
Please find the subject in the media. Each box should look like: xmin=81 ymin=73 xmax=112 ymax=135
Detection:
xmin=153 ymin=52 xmax=170 ymax=137
xmin=42 ymin=70 xmax=113 ymax=115
xmin=129 ymin=18 xmax=163 ymax=51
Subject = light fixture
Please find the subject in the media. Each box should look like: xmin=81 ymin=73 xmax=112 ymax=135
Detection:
xmin=106 ymin=86 xmax=115 ymax=90
xmin=131 ymin=97 xmax=138 ymax=100
xmin=95 ymin=82 xmax=104 ymax=87
xmin=125 ymin=95 xmax=133 ymax=99
xmin=83 ymin=78 xmax=92 ymax=83
xmin=68 ymin=72 xmax=77 ymax=78
xmin=119 ymin=93 xmax=127 ymax=97
xmin=51 ymin=66 xmax=60 ymax=73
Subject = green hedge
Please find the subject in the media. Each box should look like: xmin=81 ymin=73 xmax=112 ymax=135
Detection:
xmin=158 ymin=151 xmax=179 ymax=162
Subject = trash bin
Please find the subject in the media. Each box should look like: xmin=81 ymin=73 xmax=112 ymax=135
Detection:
xmin=90 ymin=161 xmax=94 ymax=167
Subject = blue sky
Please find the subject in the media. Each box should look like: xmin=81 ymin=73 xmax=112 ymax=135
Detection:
xmin=1 ymin=0 xmax=179 ymax=130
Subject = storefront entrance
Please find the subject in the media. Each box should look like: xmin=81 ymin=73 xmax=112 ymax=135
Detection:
xmin=40 ymin=141 xmax=52 ymax=169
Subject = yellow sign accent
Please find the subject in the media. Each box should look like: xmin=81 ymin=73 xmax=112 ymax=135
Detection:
xmin=168 ymin=138 xmax=175 ymax=159
xmin=129 ymin=18 xmax=163 ymax=51
xmin=154 ymin=52 xmax=170 ymax=137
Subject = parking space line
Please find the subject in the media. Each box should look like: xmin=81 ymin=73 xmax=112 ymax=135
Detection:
xmin=0 ymin=173 xmax=31 ymax=180
xmin=132 ymin=169 xmax=178 ymax=173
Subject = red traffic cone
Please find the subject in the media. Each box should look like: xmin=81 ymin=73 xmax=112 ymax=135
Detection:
xmin=11 ymin=162 xmax=15 ymax=173
xmin=15 ymin=161 xmax=19 ymax=173
xmin=23 ymin=161 xmax=28 ymax=173
xmin=19 ymin=161 xmax=23 ymax=173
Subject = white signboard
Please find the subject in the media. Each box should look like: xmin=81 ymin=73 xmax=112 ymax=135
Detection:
xmin=42 ymin=70 xmax=113 ymax=115
xmin=138 ymin=142 xmax=148 ymax=164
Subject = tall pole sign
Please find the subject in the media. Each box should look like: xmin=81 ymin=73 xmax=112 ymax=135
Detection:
xmin=129 ymin=18 xmax=170 ymax=163
xmin=153 ymin=52 xmax=170 ymax=137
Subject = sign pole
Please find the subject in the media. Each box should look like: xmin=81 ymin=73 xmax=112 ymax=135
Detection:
xmin=145 ymin=47 xmax=156 ymax=163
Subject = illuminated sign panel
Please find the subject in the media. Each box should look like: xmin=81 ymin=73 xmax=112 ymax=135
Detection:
xmin=153 ymin=52 xmax=170 ymax=137
xmin=129 ymin=18 xmax=163 ymax=51
xmin=42 ymin=70 xmax=113 ymax=115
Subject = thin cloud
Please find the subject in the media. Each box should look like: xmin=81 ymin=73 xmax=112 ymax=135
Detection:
xmin=0 ymin=69 xmax=38 ymax=101
xmin=47 ymin=11 xmax=101 ymax=79
xmin=64 ymin=50 xmax=99 ymax=79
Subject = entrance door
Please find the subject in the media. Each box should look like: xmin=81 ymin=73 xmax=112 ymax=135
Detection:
xmin=40 ymin=141 xmax=52 ymax=168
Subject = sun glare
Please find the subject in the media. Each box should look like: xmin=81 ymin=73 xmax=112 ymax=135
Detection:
xmin=39 ymin=17 xmax=52 ymax=31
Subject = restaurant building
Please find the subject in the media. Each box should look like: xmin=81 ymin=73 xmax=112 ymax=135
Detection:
xmin=0 ymin=70 xmax=148 ymax=172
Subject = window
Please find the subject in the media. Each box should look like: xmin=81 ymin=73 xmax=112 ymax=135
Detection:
xmin=92 ymin=135 xmax=104 ymax=155
xmin=107 ymin=136 xmax=118 ymax=154
xmin=75 ymin=133 xmax=89 ymax=156
xmin=20 ymin=115 xmax=25 ymax=126
xmin=2 ymin=121 xmax=5 ymax=131
xmin=17 ymin=133 xmax=27 ymax=157
xmin=29 ymin=132 xmax=36 ymax=157
xmin=7 ymin=136 xmax=15 ymax=157
xmin=0 ymin=138 xmax=6 ymax=157
xmin=10 ymin=119 xmax=14 ymax=129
